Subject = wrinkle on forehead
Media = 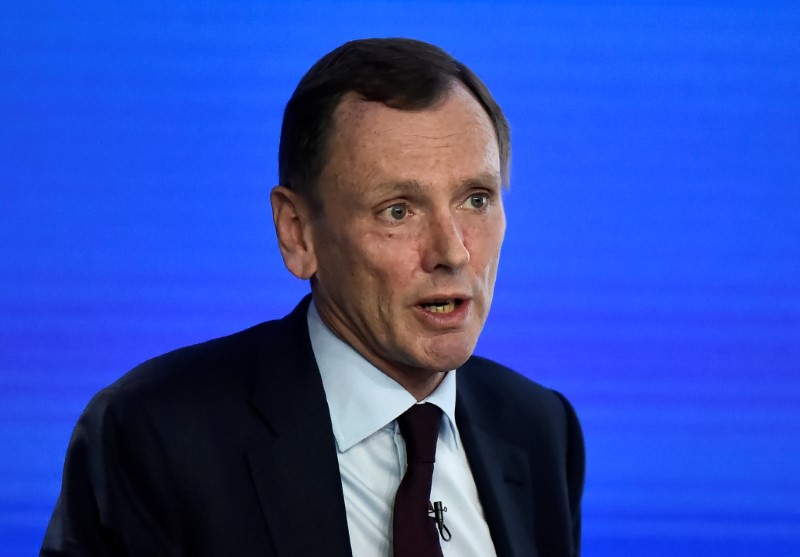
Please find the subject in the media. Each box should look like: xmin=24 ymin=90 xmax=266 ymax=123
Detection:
xmin=399 ymin=131 xmax=473 ymax=151
xmin=397 ymin=126 xmax=495 ymax=156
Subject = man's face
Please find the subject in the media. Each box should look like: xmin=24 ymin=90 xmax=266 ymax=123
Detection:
xmin=309 ymin=83 xmax=506 ymax=388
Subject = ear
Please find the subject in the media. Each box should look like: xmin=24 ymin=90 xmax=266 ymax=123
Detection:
xmin=270 ymin=185 xmax=318 ymax=280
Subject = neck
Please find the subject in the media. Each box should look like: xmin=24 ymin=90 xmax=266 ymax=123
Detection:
xmin=312 ymin=300 xmax=448 ymax=401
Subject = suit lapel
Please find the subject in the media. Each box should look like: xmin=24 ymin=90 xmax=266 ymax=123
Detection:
xmin=457 ymin=367 xmax=538 ymax=557
xmin=246 ymin=297 xmax=352 ymax=557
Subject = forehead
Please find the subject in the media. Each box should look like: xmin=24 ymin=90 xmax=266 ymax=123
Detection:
xmin=322 ymin=84 xmax=501 ymax=194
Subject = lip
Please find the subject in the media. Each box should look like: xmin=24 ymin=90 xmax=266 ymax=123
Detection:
xmin=413 ymin=296 xmax=472 ymax=329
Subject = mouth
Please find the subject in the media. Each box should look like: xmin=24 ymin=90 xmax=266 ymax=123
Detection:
xmin=419 ymin=298 xmax=464 ymax=314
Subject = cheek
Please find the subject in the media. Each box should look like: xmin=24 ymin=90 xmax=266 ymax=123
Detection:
xmin=465 ymin=220 xmax=504 ymax=266
xmin=361 ymin=230 xmax=421 ymax=286
xmin=314 ymin=229 xmax=369 ymax=292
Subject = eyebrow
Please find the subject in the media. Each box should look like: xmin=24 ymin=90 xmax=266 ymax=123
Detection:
xmin=461 ymin=171 xmax=502 ymax=190
xmin=371 ymin=179 xmax=426 ymax=197
xmin=371 ymin=171 xmax=502 ymax=197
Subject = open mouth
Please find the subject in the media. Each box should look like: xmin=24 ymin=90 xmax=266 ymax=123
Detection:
xmin=420 ymin=299 xmax=463 ymax=314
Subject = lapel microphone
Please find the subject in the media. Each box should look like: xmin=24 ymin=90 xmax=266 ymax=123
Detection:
xmin=430 ymin=500 xmax=452 ymax=542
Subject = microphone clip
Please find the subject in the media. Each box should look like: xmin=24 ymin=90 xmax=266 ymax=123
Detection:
xmin=429 ymin=500 xmax=452 ymax=542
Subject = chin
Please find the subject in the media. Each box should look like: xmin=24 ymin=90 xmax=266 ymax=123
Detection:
xmin=414 ymin=337 xmax=476 ymax=372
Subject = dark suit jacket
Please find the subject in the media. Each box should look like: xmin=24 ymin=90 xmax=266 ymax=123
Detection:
xmin=41 ymin=296 xmax=584 ymax=557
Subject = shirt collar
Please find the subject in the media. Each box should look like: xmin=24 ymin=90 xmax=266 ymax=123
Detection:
xmin=307 ymin=300 xmax=459 ymax=453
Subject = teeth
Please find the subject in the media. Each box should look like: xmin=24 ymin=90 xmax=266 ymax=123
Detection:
xmin=422 ymin=301 xmax=456 ymax=313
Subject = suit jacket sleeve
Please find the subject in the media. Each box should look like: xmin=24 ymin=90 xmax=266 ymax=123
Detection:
xmin=555 ymin=390 xmax=585 ymax=556
xmin=41 ymin=385 xmax=183 ymax=556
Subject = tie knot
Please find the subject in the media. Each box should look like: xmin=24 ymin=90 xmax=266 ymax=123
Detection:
xmin=397 ymin=403 xmax=442 ymax=464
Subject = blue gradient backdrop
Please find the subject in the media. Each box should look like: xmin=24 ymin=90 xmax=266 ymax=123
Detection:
xmin=2 ymin=2 xmax=799 ymax=555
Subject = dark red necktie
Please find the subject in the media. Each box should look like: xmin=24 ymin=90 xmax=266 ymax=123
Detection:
xmin=393 ymin=403 xmax=444 ymax=557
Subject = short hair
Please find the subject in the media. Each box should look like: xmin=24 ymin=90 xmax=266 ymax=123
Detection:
xmin=278 ymin=38 xmax=511 ymax=204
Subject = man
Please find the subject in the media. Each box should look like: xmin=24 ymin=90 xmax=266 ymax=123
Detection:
xmin=42 ymin=38 xmax=584 ymax=557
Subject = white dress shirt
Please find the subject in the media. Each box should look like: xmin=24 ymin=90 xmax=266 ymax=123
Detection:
xmin=307 ymin=302 xmax=497 ymax=557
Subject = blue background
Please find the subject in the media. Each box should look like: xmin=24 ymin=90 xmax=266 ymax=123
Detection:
xmin=2 ymin=1 xmax=799 ymax=555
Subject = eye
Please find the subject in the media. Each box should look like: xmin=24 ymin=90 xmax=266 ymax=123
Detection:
xmin=463 ymin=193 xmax=489 ymax=210
xmin=379 ymin=203 xmax=409 ymax=221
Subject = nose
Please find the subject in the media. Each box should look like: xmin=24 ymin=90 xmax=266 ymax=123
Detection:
xmin=422 ymin=209 xmax=470 ymax=272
